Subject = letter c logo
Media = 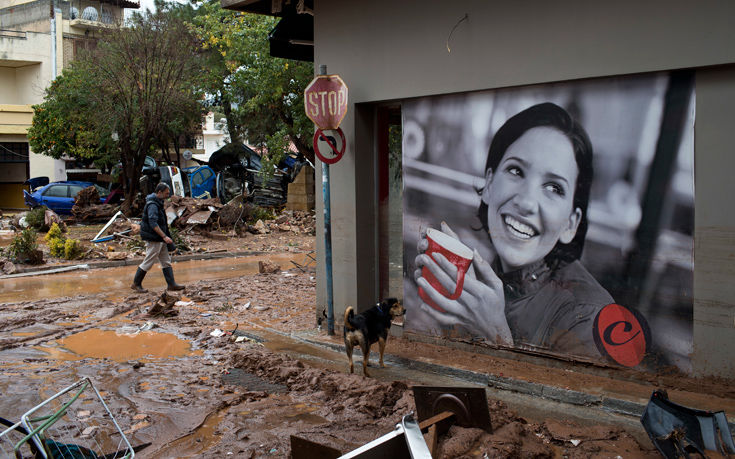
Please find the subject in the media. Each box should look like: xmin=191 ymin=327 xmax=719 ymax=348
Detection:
xmin=593 ymin=304 xmax=650 ymax=367
xmin=602 ymin=320 xmax=640 ymax=346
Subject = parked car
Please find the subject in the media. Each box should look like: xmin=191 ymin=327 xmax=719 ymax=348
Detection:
xmin=23 ymin=181 xmax=110 ymax=215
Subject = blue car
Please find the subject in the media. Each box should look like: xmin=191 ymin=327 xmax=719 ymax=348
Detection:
xmin=182 ymin=166 xmax=217 ymax=199
xmin=23 ymin=181 xmax=110 ymax=215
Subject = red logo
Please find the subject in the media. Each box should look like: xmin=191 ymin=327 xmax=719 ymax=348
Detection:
xmin=593 ymin=304 xmax=650 ymax=367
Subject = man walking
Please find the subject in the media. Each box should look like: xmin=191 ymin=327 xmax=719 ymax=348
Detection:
xmin=131 ymin=182 xmax=185 ymax=292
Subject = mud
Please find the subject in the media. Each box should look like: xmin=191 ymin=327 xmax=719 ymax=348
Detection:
xmin=0 ymin=261 xmax=663 ymax=458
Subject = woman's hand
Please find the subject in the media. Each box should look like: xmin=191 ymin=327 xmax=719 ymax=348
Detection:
xmin=413 ymin=222 xmax=513 ymax=345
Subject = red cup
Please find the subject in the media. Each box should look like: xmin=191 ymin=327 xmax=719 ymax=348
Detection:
xmin=418 ymin=228 xmax=474 ymax=312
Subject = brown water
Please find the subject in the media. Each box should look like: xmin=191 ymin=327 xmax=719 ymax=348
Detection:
xmin=37 ymin=328 xmax=200 ymax=362
xmin=0 ymin=253 xmax=304 ymax=303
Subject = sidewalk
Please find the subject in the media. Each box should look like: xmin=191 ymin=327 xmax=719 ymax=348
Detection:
xmin=275 ymin=326 xmax=735 ymax=435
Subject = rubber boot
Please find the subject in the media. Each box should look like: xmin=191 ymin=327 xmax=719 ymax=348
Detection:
xmin=162 ymin=266 xmax=185 ymax=291
xmin=131 ymin=268 xmax=148 ymax=293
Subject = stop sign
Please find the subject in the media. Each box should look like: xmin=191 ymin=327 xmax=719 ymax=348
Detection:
xmin=304 ymin=74 xmax=348 ymax=130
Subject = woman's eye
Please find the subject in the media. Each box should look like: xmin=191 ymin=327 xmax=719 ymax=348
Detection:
xmin=505 ymin=166 xmax=522 ymax=177
xmin=545 ymin=183 xmax=565 ymax=196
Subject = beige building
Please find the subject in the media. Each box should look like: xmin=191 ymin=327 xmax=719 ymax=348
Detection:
xmin=224 ymin=0 xmax=735 ymax=380
xmin=0 ymin=0 xmax=138 ymax=209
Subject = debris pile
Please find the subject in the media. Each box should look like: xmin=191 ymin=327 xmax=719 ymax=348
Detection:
xmin=71 ymin=187 xmax=119 ymax=222
xmin=262 ymin=210 xmax=316 ymax=235
xmin=165 ymin=196 xmax=223 ymax=228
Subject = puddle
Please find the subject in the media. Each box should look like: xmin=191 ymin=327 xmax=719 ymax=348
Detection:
xmin=38 ymin=329 xmax=201 ymax=362
xmin=11 ymin=331 xmax=38 ymax=337
xmin=0 ymin=253 xmax=304 ymax=303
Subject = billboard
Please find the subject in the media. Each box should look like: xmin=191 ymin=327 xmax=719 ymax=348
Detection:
xmin=403 ymin=71 xmax=695 ymax=372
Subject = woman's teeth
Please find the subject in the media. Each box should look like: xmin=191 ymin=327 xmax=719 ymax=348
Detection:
xmin=504 ymin=215 xmax=536 ymax=239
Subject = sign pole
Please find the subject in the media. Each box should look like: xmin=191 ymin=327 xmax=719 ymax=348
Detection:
xmin=319 ymin=64 xmax=335 ymax=336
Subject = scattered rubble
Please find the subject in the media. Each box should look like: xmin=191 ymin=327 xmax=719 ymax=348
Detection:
xmin=258 ymin=260 xmax=281 ymax=274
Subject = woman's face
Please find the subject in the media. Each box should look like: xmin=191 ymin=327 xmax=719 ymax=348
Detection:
xmin=482 ymin=126 xmax=582 ymax=272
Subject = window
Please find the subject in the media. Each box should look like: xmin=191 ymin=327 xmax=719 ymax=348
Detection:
xmin=192 ymin=172 xmax=203 ymax=186
xmin=68 ymin=185 xmax=84 ymax=197
xmin=200 ymin=168 xmax=213 ymax=181
xmin=0 ymin=142 xmax=29 ymax=163
xmin=44 ymin=185 xmax=68 ymax=197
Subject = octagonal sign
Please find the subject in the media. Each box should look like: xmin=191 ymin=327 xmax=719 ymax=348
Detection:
xmin=304 ymin=74 xmax=348 ymax=130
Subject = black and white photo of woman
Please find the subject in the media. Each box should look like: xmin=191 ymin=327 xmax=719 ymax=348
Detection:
xmin=403 ymin=73 xmax=695 ymax=370
xmin=413 ymin=103 xmax=613 ymax=358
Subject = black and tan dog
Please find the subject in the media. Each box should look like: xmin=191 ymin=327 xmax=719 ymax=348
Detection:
xmin=343 ymin=298 xmax=405 ymax=377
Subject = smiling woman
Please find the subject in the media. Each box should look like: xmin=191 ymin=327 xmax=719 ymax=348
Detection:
xmin=413 ymin=103 xmax=613 ymax=358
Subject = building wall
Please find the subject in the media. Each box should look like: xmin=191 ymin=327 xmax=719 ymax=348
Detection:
xmin=0 ymin=70 xmax=19 ymax=104
xmin=0 ymin=1 xmax=131 ymax=191
xmin=313 ymin=0 xmax=735 ymax=378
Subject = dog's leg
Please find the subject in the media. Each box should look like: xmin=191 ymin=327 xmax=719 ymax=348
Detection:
xmin=378 ymin=336 xmax=387 ymax=368
xmin=345 ymin=341 xmax=354 ymax=374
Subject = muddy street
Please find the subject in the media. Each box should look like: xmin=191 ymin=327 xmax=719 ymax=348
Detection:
xmin=0 ymin=247 xmax=665 ymax=458
xmin=0 ymin=253 xmax=310 ymax=303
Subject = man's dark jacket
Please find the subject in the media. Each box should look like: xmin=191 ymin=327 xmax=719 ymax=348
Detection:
xmin=140 ymin=193 xmax=171 ymax=242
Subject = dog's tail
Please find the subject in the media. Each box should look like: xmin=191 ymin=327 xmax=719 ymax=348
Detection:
xmin=344 ymin=306 xmax=356 ymax=331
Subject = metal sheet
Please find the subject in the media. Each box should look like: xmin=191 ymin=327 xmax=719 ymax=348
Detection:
xmin=187 ymin=210 xmax=213 ymax=225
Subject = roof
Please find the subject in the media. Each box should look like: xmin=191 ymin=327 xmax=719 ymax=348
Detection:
xmin=221 ymin=0 xmax=312 ymax=17
xmin=221 ymin=0 xmax=313 ymax=62
xmin=100 ymin=0 xmax=140 ymax=8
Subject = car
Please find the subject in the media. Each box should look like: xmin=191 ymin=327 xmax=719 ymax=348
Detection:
xmin=208 ymin=143 xmax=307 ymax=205
xmin=182 ymin=165 xmax=217 ymax=199
xmin=139 ymin=165 xmax=186 ymax=198
xmin=23 ymin=181 xmax=110 ymax=215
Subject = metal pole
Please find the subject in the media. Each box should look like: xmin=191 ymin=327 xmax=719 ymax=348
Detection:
xmin=319 ymin=64 xmax=335 ymax=335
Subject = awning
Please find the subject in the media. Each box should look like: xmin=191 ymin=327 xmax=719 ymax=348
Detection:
xmin=268 ymin=13 xmax=313 ymax=62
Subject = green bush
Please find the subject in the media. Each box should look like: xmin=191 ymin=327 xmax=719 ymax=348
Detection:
xmin=45 ymin=222 xmax=83 ymax=259
xmin=45 ymin=222 xmax=64 ymax=242
xmin=25 ymin=206 xmax=49 ymax=231
xmin=248 ymin=206 xmax=276 ymax=224
xmin=7 ymin=229 xmax=42 ymax=264
xmin=64 ymin=238 xmax=84 ymax=259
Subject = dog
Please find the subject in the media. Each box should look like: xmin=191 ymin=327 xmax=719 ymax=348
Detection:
xmin=343 ymin=298 xmax=405 ymax=377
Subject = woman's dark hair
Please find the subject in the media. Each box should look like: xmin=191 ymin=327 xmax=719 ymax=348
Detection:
xmin=478 ymin=102 xmax=594 ymax=264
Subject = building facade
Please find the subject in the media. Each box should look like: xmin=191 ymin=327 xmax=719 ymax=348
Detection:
xmin=233 ymin=0 xmax=735 ymax=380
xmin=0 ymin=0 xmax=138 ymax=208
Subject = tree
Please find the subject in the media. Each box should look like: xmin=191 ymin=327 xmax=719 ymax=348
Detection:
xmin=28 ymin=11 xmax=204 ymax=215
xmin=27 ymin=66 xmax=117 ymax=171
xmin=190 ymin=1 xmax=314 ymax=168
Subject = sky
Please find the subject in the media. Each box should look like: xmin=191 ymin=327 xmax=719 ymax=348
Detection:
xmin=126 ymin=0 xmax=189 ymax=18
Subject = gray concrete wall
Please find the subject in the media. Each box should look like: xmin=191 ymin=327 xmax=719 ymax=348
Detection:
xmin=313 ymin=0 xmax=735 ymax=378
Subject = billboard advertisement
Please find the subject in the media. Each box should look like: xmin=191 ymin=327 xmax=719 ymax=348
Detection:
xmin=403 ymin=71 xmax=695 ymax=372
